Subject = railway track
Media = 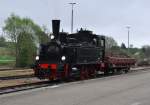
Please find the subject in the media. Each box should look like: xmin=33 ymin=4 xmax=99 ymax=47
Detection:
xmin=0 ymin=69 xmax=33 ymax=80
xmin=0 ymin=67 xmax=30 ymax=71
xmin=0 ymin=67 xmax=150 ymax=95
xmin=0 ymin=81 xmax=57 ymax=95
xmin=0 ymin=74 xmax=33 ymax=80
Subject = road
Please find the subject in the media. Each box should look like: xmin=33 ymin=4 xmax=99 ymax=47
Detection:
xmin=0 ymin=70 xmax=150 ymax=105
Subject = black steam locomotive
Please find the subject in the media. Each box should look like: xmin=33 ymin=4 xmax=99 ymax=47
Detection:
xmin=33 ymin=20 xmax=135 ymax=80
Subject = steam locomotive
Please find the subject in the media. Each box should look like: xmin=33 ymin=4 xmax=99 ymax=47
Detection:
xmin=33 ymin=20 xmax=136 ymax=80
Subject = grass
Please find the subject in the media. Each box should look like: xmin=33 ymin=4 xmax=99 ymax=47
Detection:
xmin=0 ymin=47 xmax=15 ymax=55
xmin=0 ymin=55 xmax=15 ymax=66
xmin=0 ymin=56 xmax=15 ymax=61
xmin=0 ymin=47 xmax=15 ymax=66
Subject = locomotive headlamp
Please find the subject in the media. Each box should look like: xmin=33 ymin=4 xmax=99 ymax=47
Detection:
xmin=50 ymin=35 xmax=55 ymax=39
xmin=35 ymin=56 xmax=39 ymax=60
xmin=61 ymin=56 xmax=66 ymax=61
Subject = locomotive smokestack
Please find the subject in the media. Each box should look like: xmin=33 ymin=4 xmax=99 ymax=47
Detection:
xmin=52 ymin=20 xmax=60 ymax=39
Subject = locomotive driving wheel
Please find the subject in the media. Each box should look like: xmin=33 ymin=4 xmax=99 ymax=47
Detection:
xmin=79 ymin=65 xmax=85 ymax=80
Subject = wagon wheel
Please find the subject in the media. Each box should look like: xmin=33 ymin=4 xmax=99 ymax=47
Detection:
xmin=104 ymin=69 xmax=109 ymax=75
xmin=124 ymin=67 xmax=130 ymax=73
xmin=116 ymin=69 xmax=123 ymax=74
xmin=110 ymin=68 xmax=115 ymax=75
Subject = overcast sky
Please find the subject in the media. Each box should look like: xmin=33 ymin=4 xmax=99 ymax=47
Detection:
xmin=0 ymin=0 xmax=150 ymax=48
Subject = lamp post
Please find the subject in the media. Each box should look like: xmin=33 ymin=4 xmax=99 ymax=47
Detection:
xmin=126 ymin=26 xmax=130 ymax=52
xmin=69 ymin=2 xmax=76 ymax=33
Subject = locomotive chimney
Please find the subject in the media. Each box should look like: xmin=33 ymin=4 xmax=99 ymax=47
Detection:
xmin=52 ymin=20 xmax=60 ymax=40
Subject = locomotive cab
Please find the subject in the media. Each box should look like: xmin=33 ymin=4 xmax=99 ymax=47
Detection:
xmin=66 ymin=28 xmax=105 ymax=64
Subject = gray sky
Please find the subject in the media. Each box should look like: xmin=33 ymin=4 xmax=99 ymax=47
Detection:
xmin=0 ymin=0 xmax=150 ymax=48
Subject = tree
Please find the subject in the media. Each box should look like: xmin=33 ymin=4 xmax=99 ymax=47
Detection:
xmin=3 ymin=14 xmax=48 ymax=67
xmin=105 ymin=36 xmax=118 ymax=51
xmin=142 ymin=45 xmax=150 ymax=58
xmin=0 ymin=36 xmax=6 ymax=47
xmin=121 ymin=43 xmax=126 ymax=49
xmin=3 ymin=14 xmax=21 ymax=43
xmin=17 ymin=32 xmax=36 ymax=67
